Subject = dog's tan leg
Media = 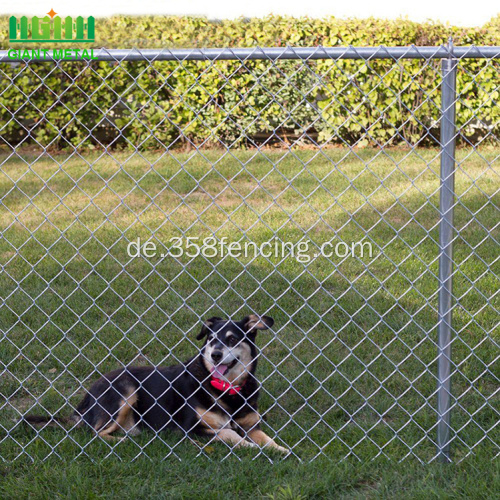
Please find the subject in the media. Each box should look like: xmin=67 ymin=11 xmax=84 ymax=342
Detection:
xmin=247 ymin=429 xmax=290 ymax=454
xmin=235 ymin=412 xmax=289 ymax=454
xmin=122 ymin=408 xmax=141 ymax=436
xmin=210 ymin=428 xmax=258 ymax=448
xmin=97 ymin=393 xmax=138 ymax=441
xmin=98 ymin=421 xmax=121 ymax=441
xmin=196 ymin=407 xmax=256 ymax=449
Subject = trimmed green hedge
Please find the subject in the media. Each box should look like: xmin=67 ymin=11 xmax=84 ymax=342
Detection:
xmin=0 ymin=15 xmax=499 ymax=149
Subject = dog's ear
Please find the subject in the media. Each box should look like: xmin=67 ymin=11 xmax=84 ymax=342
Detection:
xmin=243 ymin=314 xmax=274 ymax=333
xmin=196 ymin=316 xmax=223 ymax=340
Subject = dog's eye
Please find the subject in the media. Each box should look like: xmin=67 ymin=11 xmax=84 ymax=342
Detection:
xmin=226 ymin=336 xmax=237 ymax=347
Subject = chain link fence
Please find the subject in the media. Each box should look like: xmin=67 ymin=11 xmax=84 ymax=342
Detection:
xmin=0 ymin=45 xmax=498 ymax=463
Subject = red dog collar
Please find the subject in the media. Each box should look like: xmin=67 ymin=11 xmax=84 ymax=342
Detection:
xmin=210 ymin=377 xmax=244 ymax=395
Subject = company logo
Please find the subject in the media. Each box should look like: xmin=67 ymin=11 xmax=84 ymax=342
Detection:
xmin=9 ymin=9 xmax=95 ymax=43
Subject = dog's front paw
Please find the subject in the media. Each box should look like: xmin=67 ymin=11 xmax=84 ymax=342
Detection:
xmin=243 ymin=440 xmax=259 ymax=448
xmin=274 ymin=444 xmax=291 ymax=454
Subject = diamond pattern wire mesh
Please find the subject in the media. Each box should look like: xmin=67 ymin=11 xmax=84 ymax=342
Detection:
xmin=0 ymin=46 xmax=498 ymax=462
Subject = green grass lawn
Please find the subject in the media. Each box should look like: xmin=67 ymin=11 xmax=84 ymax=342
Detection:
xmin=0 ymin=146 xmax=498 ymax=497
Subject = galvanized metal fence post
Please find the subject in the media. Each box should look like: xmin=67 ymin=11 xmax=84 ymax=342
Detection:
xmin=437 ymin=40 xmax=457 ymax=463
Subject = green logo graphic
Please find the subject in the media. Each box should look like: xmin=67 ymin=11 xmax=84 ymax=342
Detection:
xmin=9 ymin=9 xmax=95 ymax=43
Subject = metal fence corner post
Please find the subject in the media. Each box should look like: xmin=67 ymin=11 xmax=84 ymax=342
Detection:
xmin=437 ymin=38 xmax=457 ymax=463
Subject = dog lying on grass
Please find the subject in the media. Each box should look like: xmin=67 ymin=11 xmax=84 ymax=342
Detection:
xmin=25 ymin=314 xmax=289 ymax=454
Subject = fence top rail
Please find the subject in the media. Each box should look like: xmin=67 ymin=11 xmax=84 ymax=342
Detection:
xmin=1 ymin=45 xmax=500 ymax=63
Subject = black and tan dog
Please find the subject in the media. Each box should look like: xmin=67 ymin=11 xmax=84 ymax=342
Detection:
xmin=25 ymin=314 xmax=289 ymax=453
